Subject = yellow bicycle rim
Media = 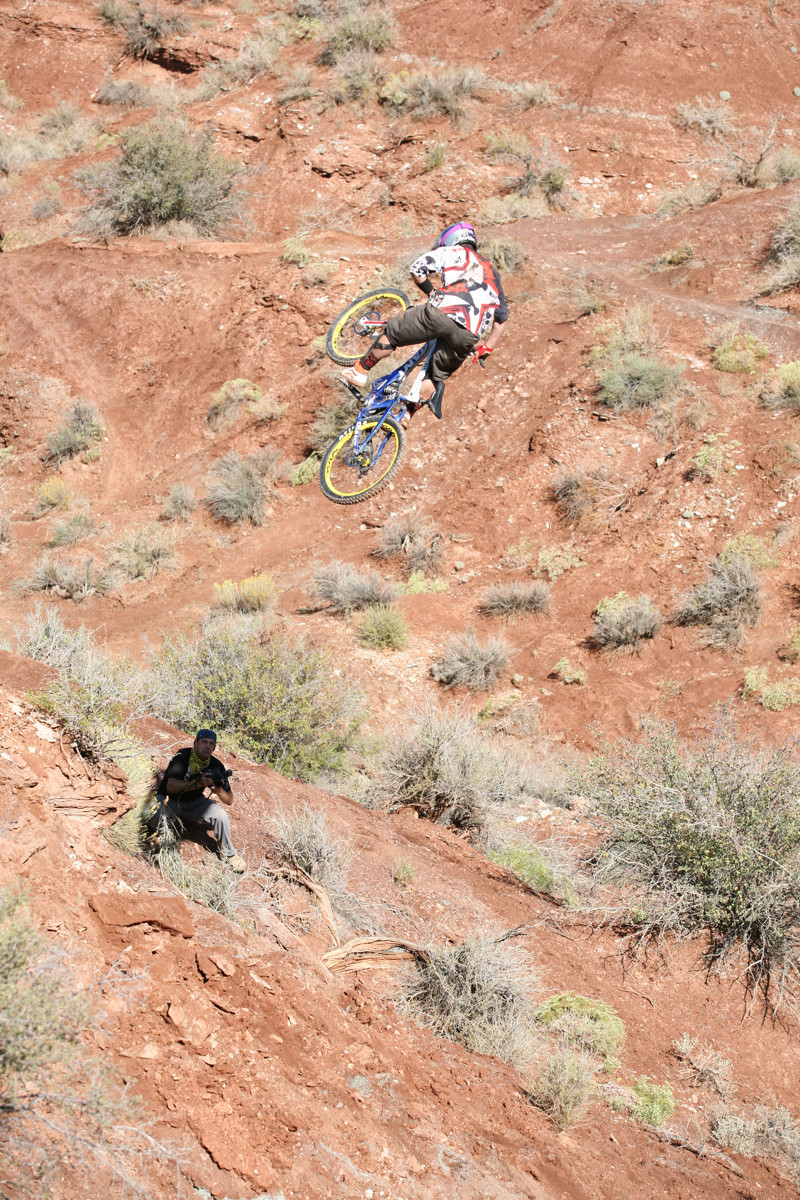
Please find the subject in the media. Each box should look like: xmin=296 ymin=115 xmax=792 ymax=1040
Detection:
xmin=323 ymin=420 xmax=400 ymax=499
xmin=330 ymin=292 xmax=407 ymax=354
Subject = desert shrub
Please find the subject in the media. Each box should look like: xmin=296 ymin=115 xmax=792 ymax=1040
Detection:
xmin=720 ymin=530 xmax=779 ymax=570
xmin=23 ymin=556 xmax=117 ymax=602
xmin=0 ymin=514 xmax=11 ymax=550
xmin=769 ymin=146 xmax=800 ymax=184
xmin=282 ymin=234 xmax=313 ymax=266
xmin=32 ymin=192 xmax=61 ymax=220
xmin=121 ymin=1 xmax=188 ymax=59
xmin=527 ymin=1049 xmax=596 ymax=1127
xmin=489 ymin=842 xmax=575 ymax=904
xmin=535 ymin=993 xmax=624 ymax=1062
xmin=214 ymin=573 xmax=276 ymax=613
xmin=431 ymin=629 xmax=510 ymax=691
xmin=485 ymin=130 xmax=569 ymax=207
xmin=313 ymin=559 xmax=399 ymax=614
xmin=270 ymin=804 xmax=353 ymax=896
xmin=672 ymin=553 xmax=761 ymax=650
xmin=760 ymin=360 xmax=800 ymax=409
xmin=207 ymin=452 xmax=275 ymax=525
xmin=400 ymin=570 xmax=447 ymax=595
xmin=421 ymin=141 xmax=446 ymax=172
xmin=479 ymin=581 xmax=551 ymax=621
xmin=477 ymin=692 xmax=541 ymax=739
xmin=156 ymin=843 xmax=239 ymax=917
xmin=77 ymin=118 xmax=242 ymax=238
xmin=324 ymin=47 xmax=381 ymax=105
xmin=96 ymin=77 xmax=150 ymax=108
xmin=535 ymin=543 xmax=585 ymax=580
xmin=580 ymin=715 xmax=800 ymax=999
xmin=17 ymin=605 xmax=94 ymax=672
xmin=712 ymin=1106 xmax=800 ymax=1178
xmin=373 ymin=511 xmax=442 ymax=576
xmin=148 ymin=617 xmax=363 ymax=778
xmin=0 ymin=79 xmax=22 ymax=111
xmin=206 ymin=378 xmax=261 ymax=431
xmin=321 ymin=4 xmax=396 ymax=63
xmin=357 ymin=604 xmax=408 ymax=649
xmin=379 ymin=704 xmax=530 ymax=834
xmin=44 ymin=401 xmax=103 ymax=465
xmin=308 ymin=391 xmax=361 ymax=453
xmin=743 ymin=665 xmax=800 ymax=711
xmin=479 ymin=192 xmax=549 ymax=225
xmin=111 ymin=523 xmax=174 ymax=579
xmin=290 ymin=454 xmax=319 ymax=486
xmin=511 ymin=79 xmax=557 ymax=108
xmin=762 ymin=256 xmax=800 ymax=295
xmin=675 ymin=95 xmax=735 ymax=140
xmin=652 ymin=242 xmax=694 ymax=270
xmin=481 ymin=233 xmax=527 ymax=273
xmin=551 ymin=658 xmax=586 ymax=685
xmin=597 ymin=352 xmax=683 ymax=410
xmin=248 ymin=393 xmax=286 ymax=425
xmin=712 ymin=329 xmax=768 ymax=373
xmin=47 ymin=512 xmax=94 ymax=547
xmin=198 ymin=33 xmax=281 ymax=97
xmin=689 ymin=433 xmax=741 ymax=481
xmin=591 ymin=592 xmax=661 ymax=653
xmin=380 ymin=66 xmax=485 ymax=124
xmin=593 ymin=303 xmax=661 ymax=357
xmin=551 ymin=467 xmax=626 ymax=528
xmin=392 ymin=857 xmax=415 ymax=887
xmin=770 ymin=201 xmax=800 ymax=260
xmin=162 ymin=482 xmax=196 ymax=521
xmin=32 ymin=476 xmax=72 ymax=519
xmin=301 ymin=260 xmax=336 ymax=288
xmin=627 ymin=1077 xmax=676 ymax=1127
xmin=398 ymin=929 xmax=537 ymax=1065
xmin=673 ymin=1033 xmax=735 ymax=1097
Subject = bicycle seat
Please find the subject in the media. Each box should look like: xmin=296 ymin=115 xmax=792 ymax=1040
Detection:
xmin=427 ymin=381 xmax=445 ymax=420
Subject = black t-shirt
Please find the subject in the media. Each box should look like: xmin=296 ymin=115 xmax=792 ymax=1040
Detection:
xmin=157 ymin=747 xmax=231 ymax=803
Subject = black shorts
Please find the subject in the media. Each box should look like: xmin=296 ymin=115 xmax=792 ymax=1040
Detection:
xmin=384 ymin=302 xmax=479 ymax=383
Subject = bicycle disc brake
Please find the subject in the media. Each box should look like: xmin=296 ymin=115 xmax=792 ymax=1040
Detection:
xmin=353 ymin=309 xmax=382 ymax=337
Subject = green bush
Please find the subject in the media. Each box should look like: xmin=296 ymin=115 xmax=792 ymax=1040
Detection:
xmin=552 ymin=657 xmax=586 ymax=685
xmin=535 ymin=993 xmax=624 ymax=1061
xmin=431 ymin=629 xmax=510 ymax=691
xmin=591 ymin=592 xmax=661 ymax=653
xmin=357 ymin=603 xmax=408 ymax=649
xmin=597 ymin=352 xmax=683 ymax=410
xmin=743 ymin=665 xmax=800 ymax=711
xmin=712 ymin=1105 xmax=800 ymax=1178
xmin=534 ymin=543 xmax=585 ymax=580
xmin=398 ymin=929 xmax=537 ymax=1066
xmin=580 ymin=715 xmax=800 ymax=998
xmin=77 ymin=118 xmax=243 ymax=238
xmin=308 ymin=391 xmax=361 ymax=453
xmin=378 ymin=704 xmax=529 ymax=835
xmin=627 ymin=1077 xmax=676 ymax=1127
xmin=44 ymin=401 xmax=103 ymax=465
xmin=720 ymin=530 xmax=779 ymax=570
xmin=31 ymin=475 xmax=72 ymax=519
xmin=527 ymin=1048 xmax=596 ymax=1127
xmin=712 ymin=330 xmax=768 ymax=373
xmin=652 ymin=242 xmax=694 ymax=270
xmin=148 ymin=617 xmax=364 ymax=778
xmin=672 ymin=553 xmax=761 ymax=650
xmin=489 ymin=842 xmax=575 ymax=904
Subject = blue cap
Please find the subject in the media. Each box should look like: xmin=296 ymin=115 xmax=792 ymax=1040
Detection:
xmin=195 ymin=728 xmax=217 ymax=743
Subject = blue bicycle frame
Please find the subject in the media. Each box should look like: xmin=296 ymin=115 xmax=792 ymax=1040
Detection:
xmin=341 ymin=340 xmax=436 ymax=473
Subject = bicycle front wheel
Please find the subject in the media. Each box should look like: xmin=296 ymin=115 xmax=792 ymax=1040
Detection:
xmin=319 ymin=416 xmax=405 ymax=504
xmin=325 ymin=289 xmax=410 ymax=366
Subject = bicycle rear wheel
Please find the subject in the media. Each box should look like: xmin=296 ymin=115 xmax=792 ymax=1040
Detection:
xmin=319 ymin=415 xmax=405 ymax=504
xmin=326 ymin=289 xmax=410 ymax=366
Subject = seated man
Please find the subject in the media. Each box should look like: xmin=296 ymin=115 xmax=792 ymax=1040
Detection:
xmin=150 ymin=728 xmax=245 ymax=873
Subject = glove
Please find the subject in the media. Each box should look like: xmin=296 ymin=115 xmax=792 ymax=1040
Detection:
xmin=472 ymin=344 xmax=493 ymax=367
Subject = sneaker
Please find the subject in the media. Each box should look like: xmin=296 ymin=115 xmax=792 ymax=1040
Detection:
xmin=225 ymin=854 xmax=246 ymax=873
xmin=342 ymin=364 xmax=368 ymax=388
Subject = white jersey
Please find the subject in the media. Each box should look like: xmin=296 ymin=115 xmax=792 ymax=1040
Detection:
xmin=409 ymin=245 xmax=509 ymax=338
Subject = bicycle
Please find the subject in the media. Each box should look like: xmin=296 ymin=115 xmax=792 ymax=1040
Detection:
xmin=319 ymin=287 xmax=442 ymax=505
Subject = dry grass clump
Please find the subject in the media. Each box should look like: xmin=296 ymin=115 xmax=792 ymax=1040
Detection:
xmin=22 ymin=556 xmax=117 ymax=601
xmin=551 ymin=467 xmax=626 ymax=529
xmin=431 ymin=629 xmax=510 ymax=691
xmin=44 ymin=401 xmax=104 ymax=466
xmin=0 ymin=514 xmax=11 ymax=551
xmin=156 ymin=843 xmax=240 ymax=918
xmin=379 ymin=704 xmax=530 ymax=835
xmin=373 ymin=511 xmax=443 ymax=576
xmin=31 ymin=477 xmax=72 ymax=519
xmin=591 ymin=592 xmax=661 ymax=653
xmin=652 ymin=242 xmax=695 ymax=271
xmin=206 ymin=378 xmax=261 ymax=431
xmin=579 ymin=714 xmax=800 ymax=1003
xmin=485 ymin=130 xmax=569 ymax=208
xmin=398 ymin=928 xmax=537 ymax=1066
xmin=481 ymin=233 xmax=527 ymax=273
xmin=111 ymin=523 xmax=174 ymax=580
xmin=762 ymin=202 xmax=800 ymax=295
xmin=743 ymin=665 xmax=800 ymax=711
xmin=198 ymin=34 xmax=281 ymax=97
xmin=161 ymin=482 xmax=196 ymax=521
xmin=206 ymin=452 xmax=278 ymax=526
xmin=0 ymin=102 xmax=99 ymax=177
xmin=95 ymin=78 xmax=150 ymax=108
xmin=313 ymin=559 xmax=399 ymax=614
xmin=214 ymin=573 xmax=276 ymax=613
xmin=380 ymin=65 xmax=485 ymax=124
xmin=535 ymin=542 xmax=585 ymax=580
xmin=357 ymin=604 xmax=408 ymax=650
xmin=77 ymin=118 xmax=242 ymax=239
xmin=675 ymin=95 xmax=735 ymax=140
xmin=321 ymin=4 xmax=396 ymax=64
xmin=527 ymin=1048 xmax=596 ymax=1128
xmin=760 ymin=361 xmax=800 ymax=410
xmin=270 ymin=804 xmax=354 ymax=897
xmin=478 ymin=581 xmax=551 ymax=621
xmin=672 ymin=553 xmax=761 ymax=650
xmin=47 ymin=512 xmax=94 ymax=547
xmin=712 ymin=1106 xmax=800 ymax=1180
xmin=597 ymin=352 xmax=683 ymax=410
xmin=308 ymin=391 xmax=361 ymax=454
xmin=121 ymin=1 xmax=188 ymax=59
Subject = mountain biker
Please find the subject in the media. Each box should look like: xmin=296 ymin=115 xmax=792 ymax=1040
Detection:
xmin=341 ymin=221 xmax=508 ymax=417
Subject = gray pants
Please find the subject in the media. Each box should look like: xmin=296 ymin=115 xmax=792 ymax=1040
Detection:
xmin=153 ymin=796 xmax=237 ymax=858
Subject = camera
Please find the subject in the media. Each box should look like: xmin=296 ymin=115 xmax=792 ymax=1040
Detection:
xmin=208 ymin=766 xmax=233 ymax=789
